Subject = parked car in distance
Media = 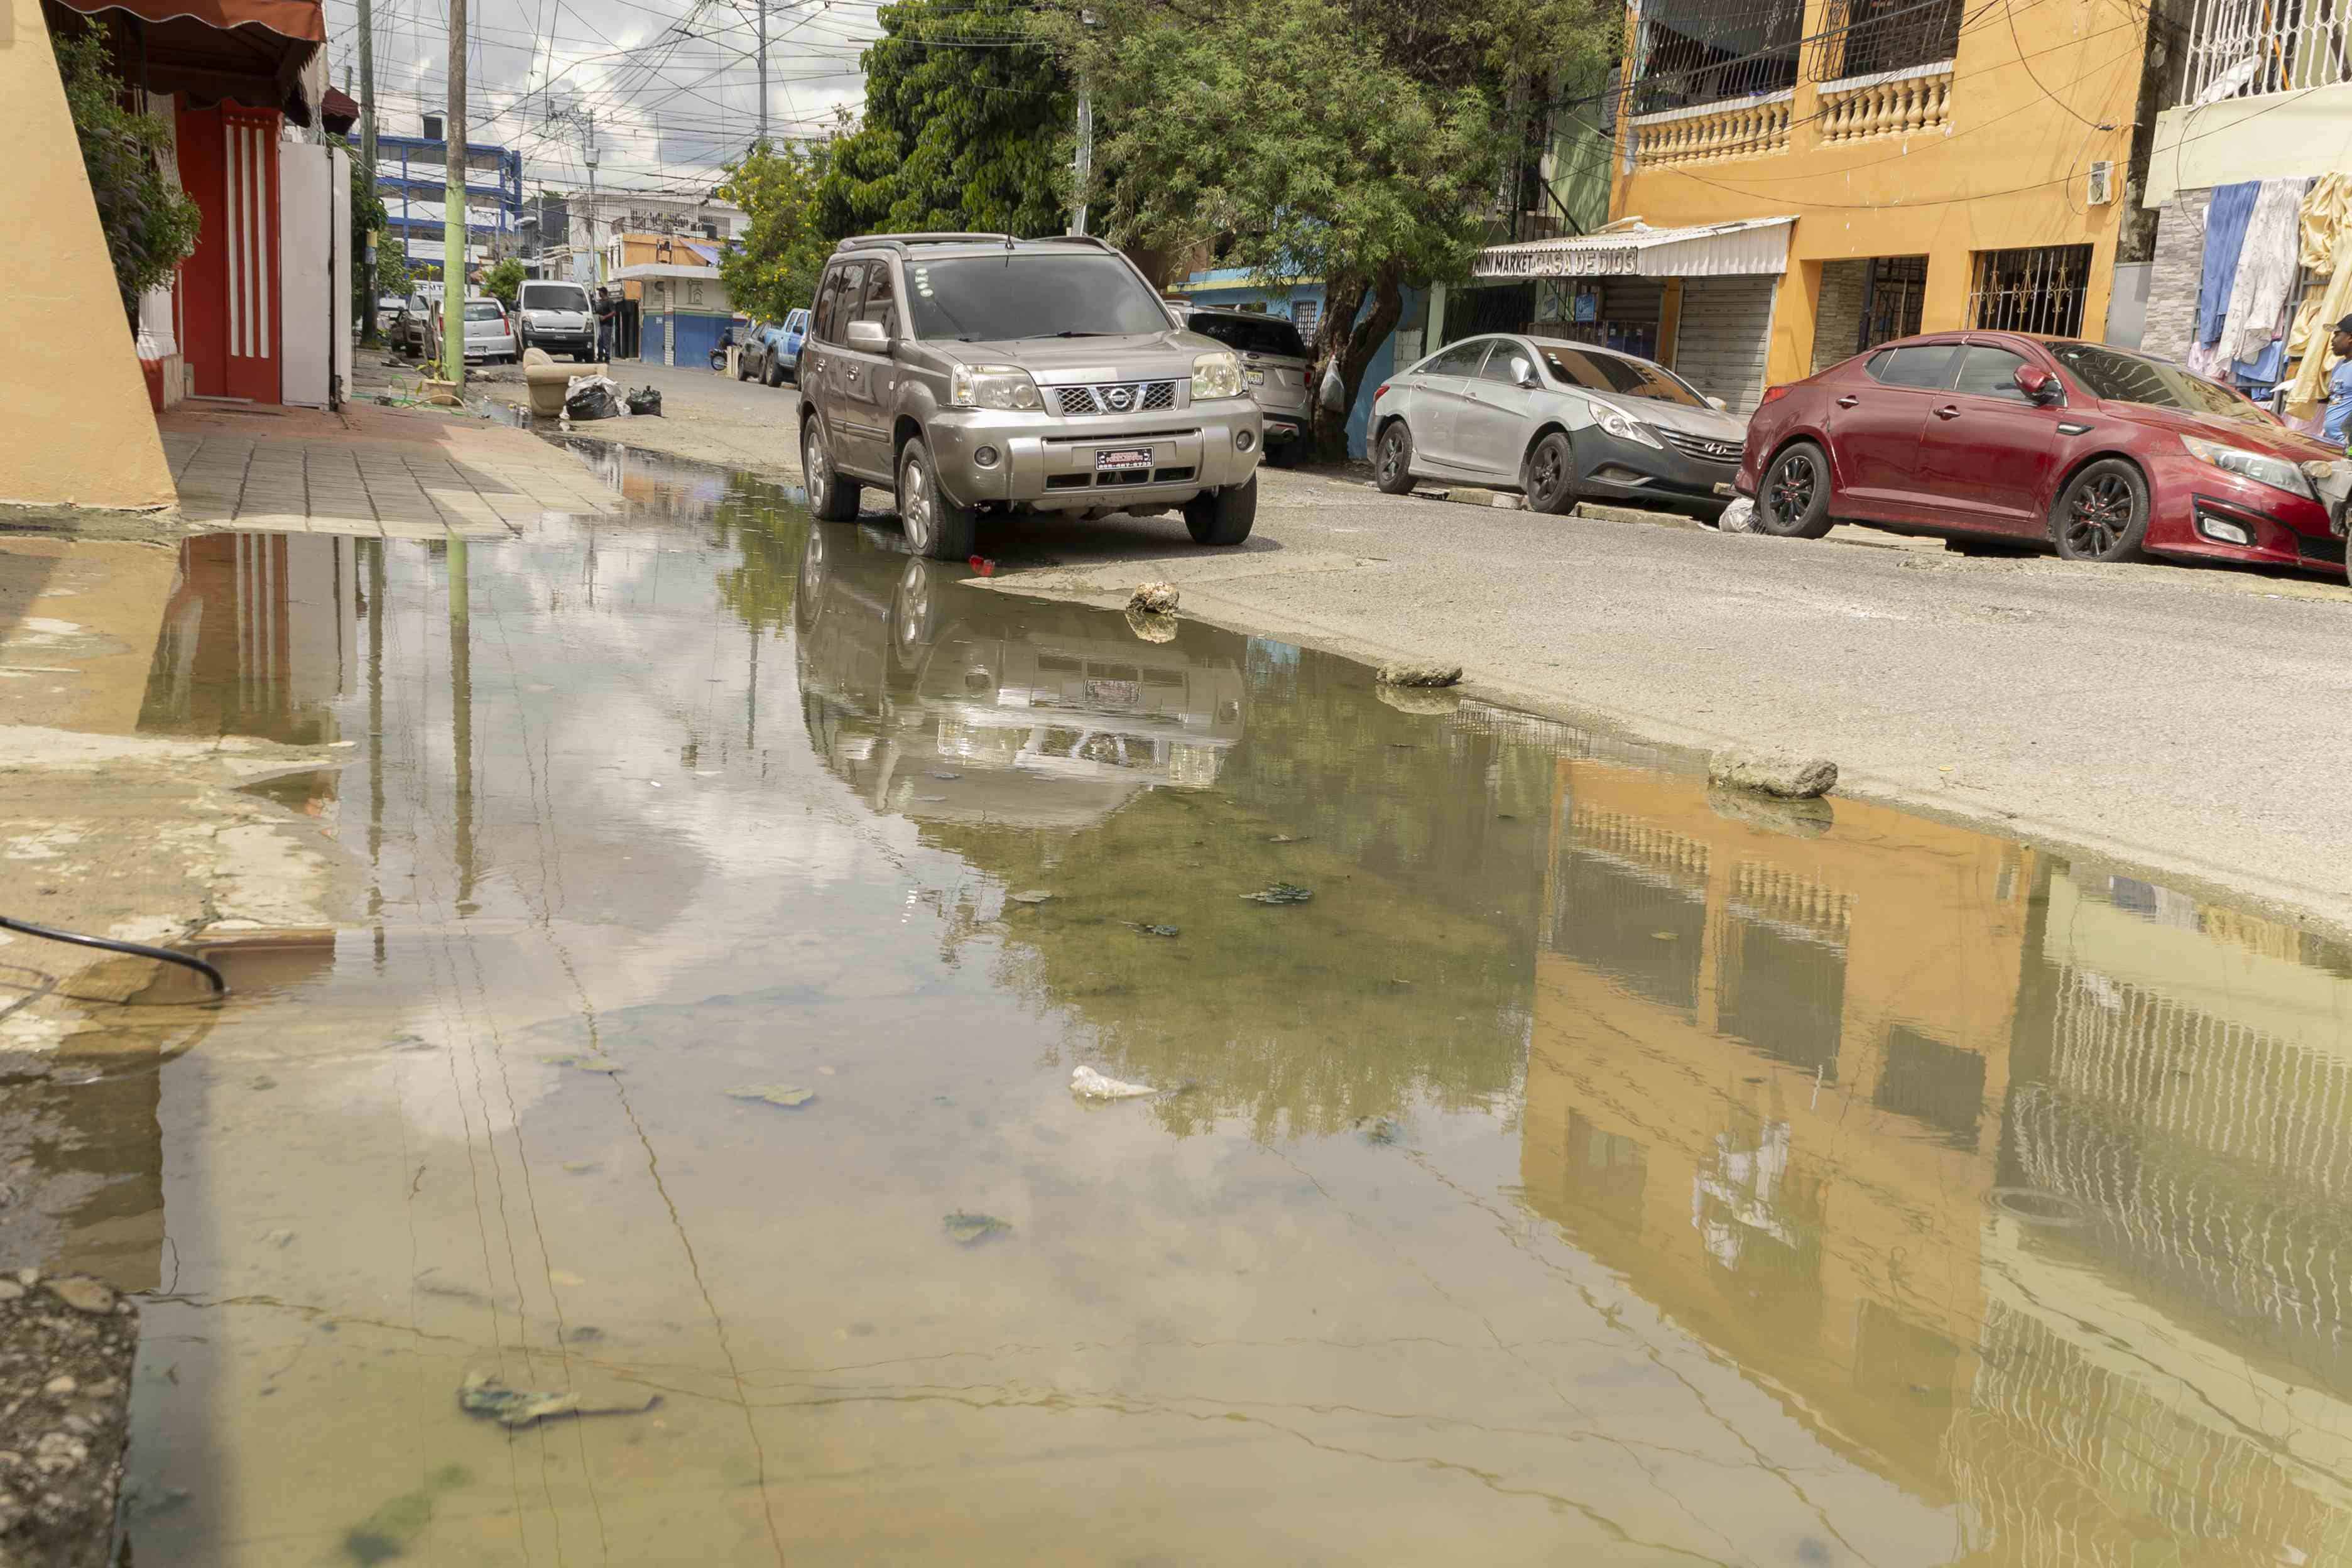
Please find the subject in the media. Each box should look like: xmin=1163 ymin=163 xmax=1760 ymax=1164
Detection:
xmin=1171 ymin=305 xmax=1313 ymax=466
xmin=797 ymin=232 xmax=1264 ymax=560
xmin=394 ymin=292 xmax=433 ymax=357
xmin=514 ymin=280 xmax=597 ymax=361
xmin=1739 ymin=332 xmax=2346 ymax=572
xmin=739 ymin=308 xmax=810 ymax=386
xmin=375 ymin=294 xmax=406 ymax=337
xmin=1371 ymin=334 xmax=1746 ymax=514
xmin=428 ymin=297 xmax=516 ymax=364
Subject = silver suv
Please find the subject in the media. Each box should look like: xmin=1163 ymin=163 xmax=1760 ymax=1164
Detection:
xmin=797 ymin=234 xmax=1265 ymax=558
xmin=1172 ymin=305 xmax=1314 ymax=467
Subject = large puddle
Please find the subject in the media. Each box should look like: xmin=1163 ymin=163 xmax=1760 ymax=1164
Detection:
xmin=12 ymin=445 xmax=2352 ymax=1564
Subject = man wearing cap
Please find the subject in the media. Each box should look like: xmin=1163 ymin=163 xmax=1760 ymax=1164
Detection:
xmin=2326 ymin=314 xmax=2352 ymax=452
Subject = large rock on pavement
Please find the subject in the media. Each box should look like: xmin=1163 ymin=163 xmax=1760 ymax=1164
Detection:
xmin=1707 ymin=748 xmax=1838 ymax=800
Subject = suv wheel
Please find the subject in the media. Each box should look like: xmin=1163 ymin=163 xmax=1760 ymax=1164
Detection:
xmin=803 ymin=418 xmax=861 ymax=522
xmin=897 ymin=438 xmax=979 ymax=560
xmin=1184 ymin=476 xmax=1257 ymax=546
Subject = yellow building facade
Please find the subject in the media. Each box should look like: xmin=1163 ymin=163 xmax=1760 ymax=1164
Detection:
xmin=1459 ymin=0 xmax=2155 ymax=412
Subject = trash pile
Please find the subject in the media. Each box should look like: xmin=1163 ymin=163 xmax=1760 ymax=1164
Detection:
xmin=564 ymin=375 xmax=621 ymax=421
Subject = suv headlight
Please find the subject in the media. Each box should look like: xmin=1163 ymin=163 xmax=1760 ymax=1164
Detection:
xmin=2179 ymin=434 xmax=2316 ymax=500
xmin=949 ymin=364 xmax=1043 ymax=411
xmin=1597 ymin=409 xmax=1662 ymax=449
xmin=1192 ymin=351 xmax=1244 ymax=401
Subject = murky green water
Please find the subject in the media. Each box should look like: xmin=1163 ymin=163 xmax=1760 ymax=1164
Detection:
xmin=16 ymin=447 xmax=2352 ymax=1564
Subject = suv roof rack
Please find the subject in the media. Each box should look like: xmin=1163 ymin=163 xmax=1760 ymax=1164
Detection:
xmin=836 ymin=232 xmax=1123 ymax=254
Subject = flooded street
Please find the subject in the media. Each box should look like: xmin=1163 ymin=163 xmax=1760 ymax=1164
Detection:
xmin=14 ymin=446 xmax=2352 ymax=1564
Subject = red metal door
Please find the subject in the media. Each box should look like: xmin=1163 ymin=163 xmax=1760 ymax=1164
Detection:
xmin=173 ymin=105 xmax=281 ymax=403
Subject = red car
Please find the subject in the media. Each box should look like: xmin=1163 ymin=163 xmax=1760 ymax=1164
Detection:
xmin=1736 ymin=332 xmax=2346 ymax=574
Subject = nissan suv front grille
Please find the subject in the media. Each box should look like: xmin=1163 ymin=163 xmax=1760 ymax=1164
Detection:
xmin=1051 ymin=381 xmax=1180 ymax=416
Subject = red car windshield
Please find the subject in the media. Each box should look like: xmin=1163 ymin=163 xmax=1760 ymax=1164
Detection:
xmin=2046 ymin=342 xmax=2270 ymax=426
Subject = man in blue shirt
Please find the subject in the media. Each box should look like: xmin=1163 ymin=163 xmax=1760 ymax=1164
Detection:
xmin=2326 ymin=314 xmax=2352 ymax=450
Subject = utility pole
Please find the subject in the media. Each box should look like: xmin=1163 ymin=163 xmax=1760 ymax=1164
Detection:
xmin=440 ymin=0 xmax=468 ymax=389
xmin=356 ymin=0 xmax=379 ymax=345
xmin=1069 ymin=9 xmax=1098 ymax=236
xmin=756 ymin=0 xmax=768 ymax=147
xmin=584 ymin=115 xmax=601 ymax=284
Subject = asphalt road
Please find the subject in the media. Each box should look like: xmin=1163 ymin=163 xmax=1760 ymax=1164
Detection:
xmin=531 ymin=358 xmax=2352 ymax=931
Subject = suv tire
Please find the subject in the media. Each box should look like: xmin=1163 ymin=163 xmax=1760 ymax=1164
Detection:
xmin=803 ymin=417 xmax=862 ymax=523
xmin=897 ymin=437 xmax=979 ymax=560
xmin=1184 ymin=476 xmax=1257 ymax=546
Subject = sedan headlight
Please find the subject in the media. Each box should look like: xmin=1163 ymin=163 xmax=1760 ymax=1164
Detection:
xmin=1191 ymin=351 xmax=1244 ymax=401
xmin=2179 ymin=434 xmax=2316 ymax=500
xmin=948 ymin=364 xmax=1043 ymax=412
xmin=1597 ymin=409 xmax=1662 ymax=449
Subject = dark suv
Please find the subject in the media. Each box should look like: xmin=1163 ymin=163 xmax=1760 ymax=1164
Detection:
xmin=797 ymin=234 xmax=1266 ymax=558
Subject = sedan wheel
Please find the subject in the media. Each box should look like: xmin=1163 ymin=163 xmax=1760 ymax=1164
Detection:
xmin=1756 ymin=442 xmax=1834 ymax=539
xmin=2051 ymin=459 xmax=2150 ymax=562
xmin=1373 ymin=422 xmax=1416 ymax=496
xmin=1525 ymin=432 xmax=1576 ymax=514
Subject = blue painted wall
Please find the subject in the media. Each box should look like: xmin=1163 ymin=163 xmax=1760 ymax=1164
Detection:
xmin=634 ymin=312 xmax=734 ymax=366
xmin=1174 ymin=273 xmax=1423 ymax=457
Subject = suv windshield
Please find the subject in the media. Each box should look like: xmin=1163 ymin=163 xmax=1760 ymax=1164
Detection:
xmin=520 ymin=283 xmax=589 ymax=312
xmin=903 ymin=253 xmax=1172 ymax=342
xmin=1186 ymin=313 xmax=1308 ymax=358
xmin=2047 ymin=342 xmax=2268 ymax=424
xmin=1535 ymin=344 xmax=1706 ymax=407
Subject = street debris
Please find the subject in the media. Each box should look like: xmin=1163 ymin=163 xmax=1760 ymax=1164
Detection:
xmin=44 ymin=1277 xmax=116 ymax=1315
xmin=727 ymin=1084 xmax=815 ymax=1108
xmin=1376 ymin=661 xmax=1461 ymax=688
xmin=1241 ymin=883 xmax=1314 ymax=905
xmin=1268 ymin=834 xmax=1308 ymax=844
xmin=564 ymin=376 xmax=621 ymax=421
xmin=458 ymin=1372 xmax=658 ymax=1430
xmin=1070 ymin=1065 xmax=1156 ymax=1100
xmin=1707 ymin=748 xmax=1839 ymax=800
xmin=930 ymin=770 xmax=962 ymax=780
xmin=1008 ymin=890 xmax=1055 ymax=905
xmin=1718 ymin=496 xmax=1758 ymax=533
xmin=542 ymin=1053 xmax=623 ymax=1073
xmin=1128 ymin=582 xmax=1180 ymax=614
xmin=967 ymin=555 xmax=997 ymax=577
xmin=1129 ymin=922 xmax=1181 ymax=937
xmin=1124 ymin=607 xmax=1179 ymax=643
xmin=624 ymin=386 xmax=664 ymax=417
xmin=943 ymin=1212 xmax=1012 ymax=1245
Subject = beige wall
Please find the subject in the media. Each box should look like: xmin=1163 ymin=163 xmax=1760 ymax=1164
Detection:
xmin=0 ymin=0 xmax=177 ymax=511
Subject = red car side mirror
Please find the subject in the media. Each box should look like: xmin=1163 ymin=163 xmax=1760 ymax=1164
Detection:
xmin=2013 ymin=365 xmax=2060 ymax=405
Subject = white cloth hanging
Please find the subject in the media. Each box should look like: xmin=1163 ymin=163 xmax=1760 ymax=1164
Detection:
xmin=2221 ymin=177 xmax=2310 ymax=364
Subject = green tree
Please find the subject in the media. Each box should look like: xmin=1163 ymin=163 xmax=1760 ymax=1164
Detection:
xmin=815 ymin=0 xmax=1071 ymax=239
xmin=376 ymin=245 xmax=415 ymax=301
xmin=352 ymin=160 xmax=389 ymax=344
xmin=1075 ymin=0 xmax=1613 ymax=458
xmin=53 ymin=28 xmax=201 ymax=327
xmin=716 ymin=139 xmax=832 ymax=324
xmin=481 ymin=257 xmax=526 ymax=307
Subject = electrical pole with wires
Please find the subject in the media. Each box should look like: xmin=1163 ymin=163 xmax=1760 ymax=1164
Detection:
xmin=440 ymin=0 xmax=468 ymax=388
xmin=356 ymin=0 xmax=379 ymax=343
xmin=756 ymin=0 xmax=768 ymax=147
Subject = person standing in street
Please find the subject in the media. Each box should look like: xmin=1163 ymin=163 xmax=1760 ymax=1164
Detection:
xmin=595 ymin=288 xmax=617 ymax=364
xmin=2326 ymin=315 xmax=2352 ymax=453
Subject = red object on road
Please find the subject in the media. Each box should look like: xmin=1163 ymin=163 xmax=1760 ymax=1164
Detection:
xmin=967 ymin=555 xmax=996 ymax=576
xmin=1736 ymin=331 xmax=2344 ymax=574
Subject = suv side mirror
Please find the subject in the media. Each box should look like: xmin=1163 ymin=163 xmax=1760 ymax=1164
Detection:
xmin=846 ymin=319 xmax=891 ymax=354
xmin=2015 ymin=364 xmax=2061 ymax=405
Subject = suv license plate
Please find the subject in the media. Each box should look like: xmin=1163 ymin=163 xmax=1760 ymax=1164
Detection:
xmin=1246 ymin=368 xmax=1265 ymax=386
xmin=1096 ymin=448 xmax=1152 ymax=471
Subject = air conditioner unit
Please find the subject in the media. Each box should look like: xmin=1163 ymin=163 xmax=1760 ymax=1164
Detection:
xmin=2086 ymin=161 xmax=2115 ymax=206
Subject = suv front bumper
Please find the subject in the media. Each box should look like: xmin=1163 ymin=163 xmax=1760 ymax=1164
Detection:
xmin=928 ymin=400 xmax=1264 ymax=513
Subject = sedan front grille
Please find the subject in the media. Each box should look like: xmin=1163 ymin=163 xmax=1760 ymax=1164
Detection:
xmin=1051 ymin=381 xmax=1181 ymax=416
xmin=1659 ymin=428 xmax=1743 ymax=464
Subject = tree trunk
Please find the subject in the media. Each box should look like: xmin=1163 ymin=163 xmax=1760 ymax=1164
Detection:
xmin=1306 ymin=265 xmax=1407 ymax=464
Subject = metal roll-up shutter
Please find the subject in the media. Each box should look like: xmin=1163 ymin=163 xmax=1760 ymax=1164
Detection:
xmin=1599 ymin=277 xmax=1665 ymax=328
xmin=1672 ymin=276 xmax=1778 ymax=414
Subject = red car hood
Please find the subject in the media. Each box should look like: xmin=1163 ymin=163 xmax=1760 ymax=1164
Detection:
xmin=2103 ymin=400 xmax=2339 ymax=462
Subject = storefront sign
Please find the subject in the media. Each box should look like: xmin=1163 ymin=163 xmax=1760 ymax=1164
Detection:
xmin=1473 ymin=245 xmax=1642 ymax=280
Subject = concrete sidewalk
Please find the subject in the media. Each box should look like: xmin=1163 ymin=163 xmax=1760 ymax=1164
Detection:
xmin=160 ymin=400 xmax=619 ymax=539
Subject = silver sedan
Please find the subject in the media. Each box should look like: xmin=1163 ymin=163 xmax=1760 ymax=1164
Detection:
xmin=1370 ymin=334 xmax=1748 ymax=515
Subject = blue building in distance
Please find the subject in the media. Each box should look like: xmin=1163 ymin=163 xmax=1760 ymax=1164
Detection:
xmin=354 ymin=116 xmax=525 ymax=280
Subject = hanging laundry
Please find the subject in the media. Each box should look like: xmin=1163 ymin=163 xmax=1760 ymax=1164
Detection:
xmin=2195 ymin=181 xmax=2261 ymax=347
xmin=2284 ymin=175 xmax=2352 ymax=417
xmin=2219 ymin=178 xmax=2308 ymax=362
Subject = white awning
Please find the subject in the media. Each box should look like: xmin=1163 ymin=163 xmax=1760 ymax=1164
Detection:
xmin=1471 ymin=217 xmax=1796 ymax=281
xmin=608 ymin=263 xmax=722 ymax=283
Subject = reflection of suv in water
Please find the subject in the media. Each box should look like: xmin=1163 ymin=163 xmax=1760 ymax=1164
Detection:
xmin=1172 ymin=305 xmax=1314 ymax=467
xmin=797 ymin=234 xmax=1265 ymax=559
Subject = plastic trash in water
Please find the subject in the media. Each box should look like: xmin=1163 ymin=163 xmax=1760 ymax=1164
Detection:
xmin=1070 ymin=1065 xmax=1156 ymax=1100
xmin=967 ymin=555 xmax=996 ymax=576
xmin=1717 ymin=496 xmax=1758 ymax=533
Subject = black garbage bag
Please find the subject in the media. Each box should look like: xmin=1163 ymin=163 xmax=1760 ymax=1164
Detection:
xmin=625 ymin=386 xmax=663 ymax=417
xmin=565 ymin=378 xmax=620 ymax=421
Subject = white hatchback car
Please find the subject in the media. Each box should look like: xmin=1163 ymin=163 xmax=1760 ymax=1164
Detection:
xmin=446 ymin=297 xmax=518 ymax=364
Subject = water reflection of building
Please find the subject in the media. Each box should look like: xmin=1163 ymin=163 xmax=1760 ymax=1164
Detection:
xmin=139 ymin=532 xmax=357 ymax=744
xmin=795 ymin=529 xmax=1243 ymax=829
xmin=1526 ymin=759 xmax=2352 ymax=1565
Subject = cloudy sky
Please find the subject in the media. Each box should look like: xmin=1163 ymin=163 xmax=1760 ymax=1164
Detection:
xmin=320 ymin=0 xmax=881 ymax=195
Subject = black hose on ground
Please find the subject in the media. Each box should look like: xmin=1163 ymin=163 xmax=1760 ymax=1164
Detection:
xmin=0 ymin=916 xmax=227 ymax=995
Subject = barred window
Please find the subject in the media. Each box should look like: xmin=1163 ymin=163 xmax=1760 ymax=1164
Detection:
xmin=1967 ymin=244 xmax=2092 ymax=337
